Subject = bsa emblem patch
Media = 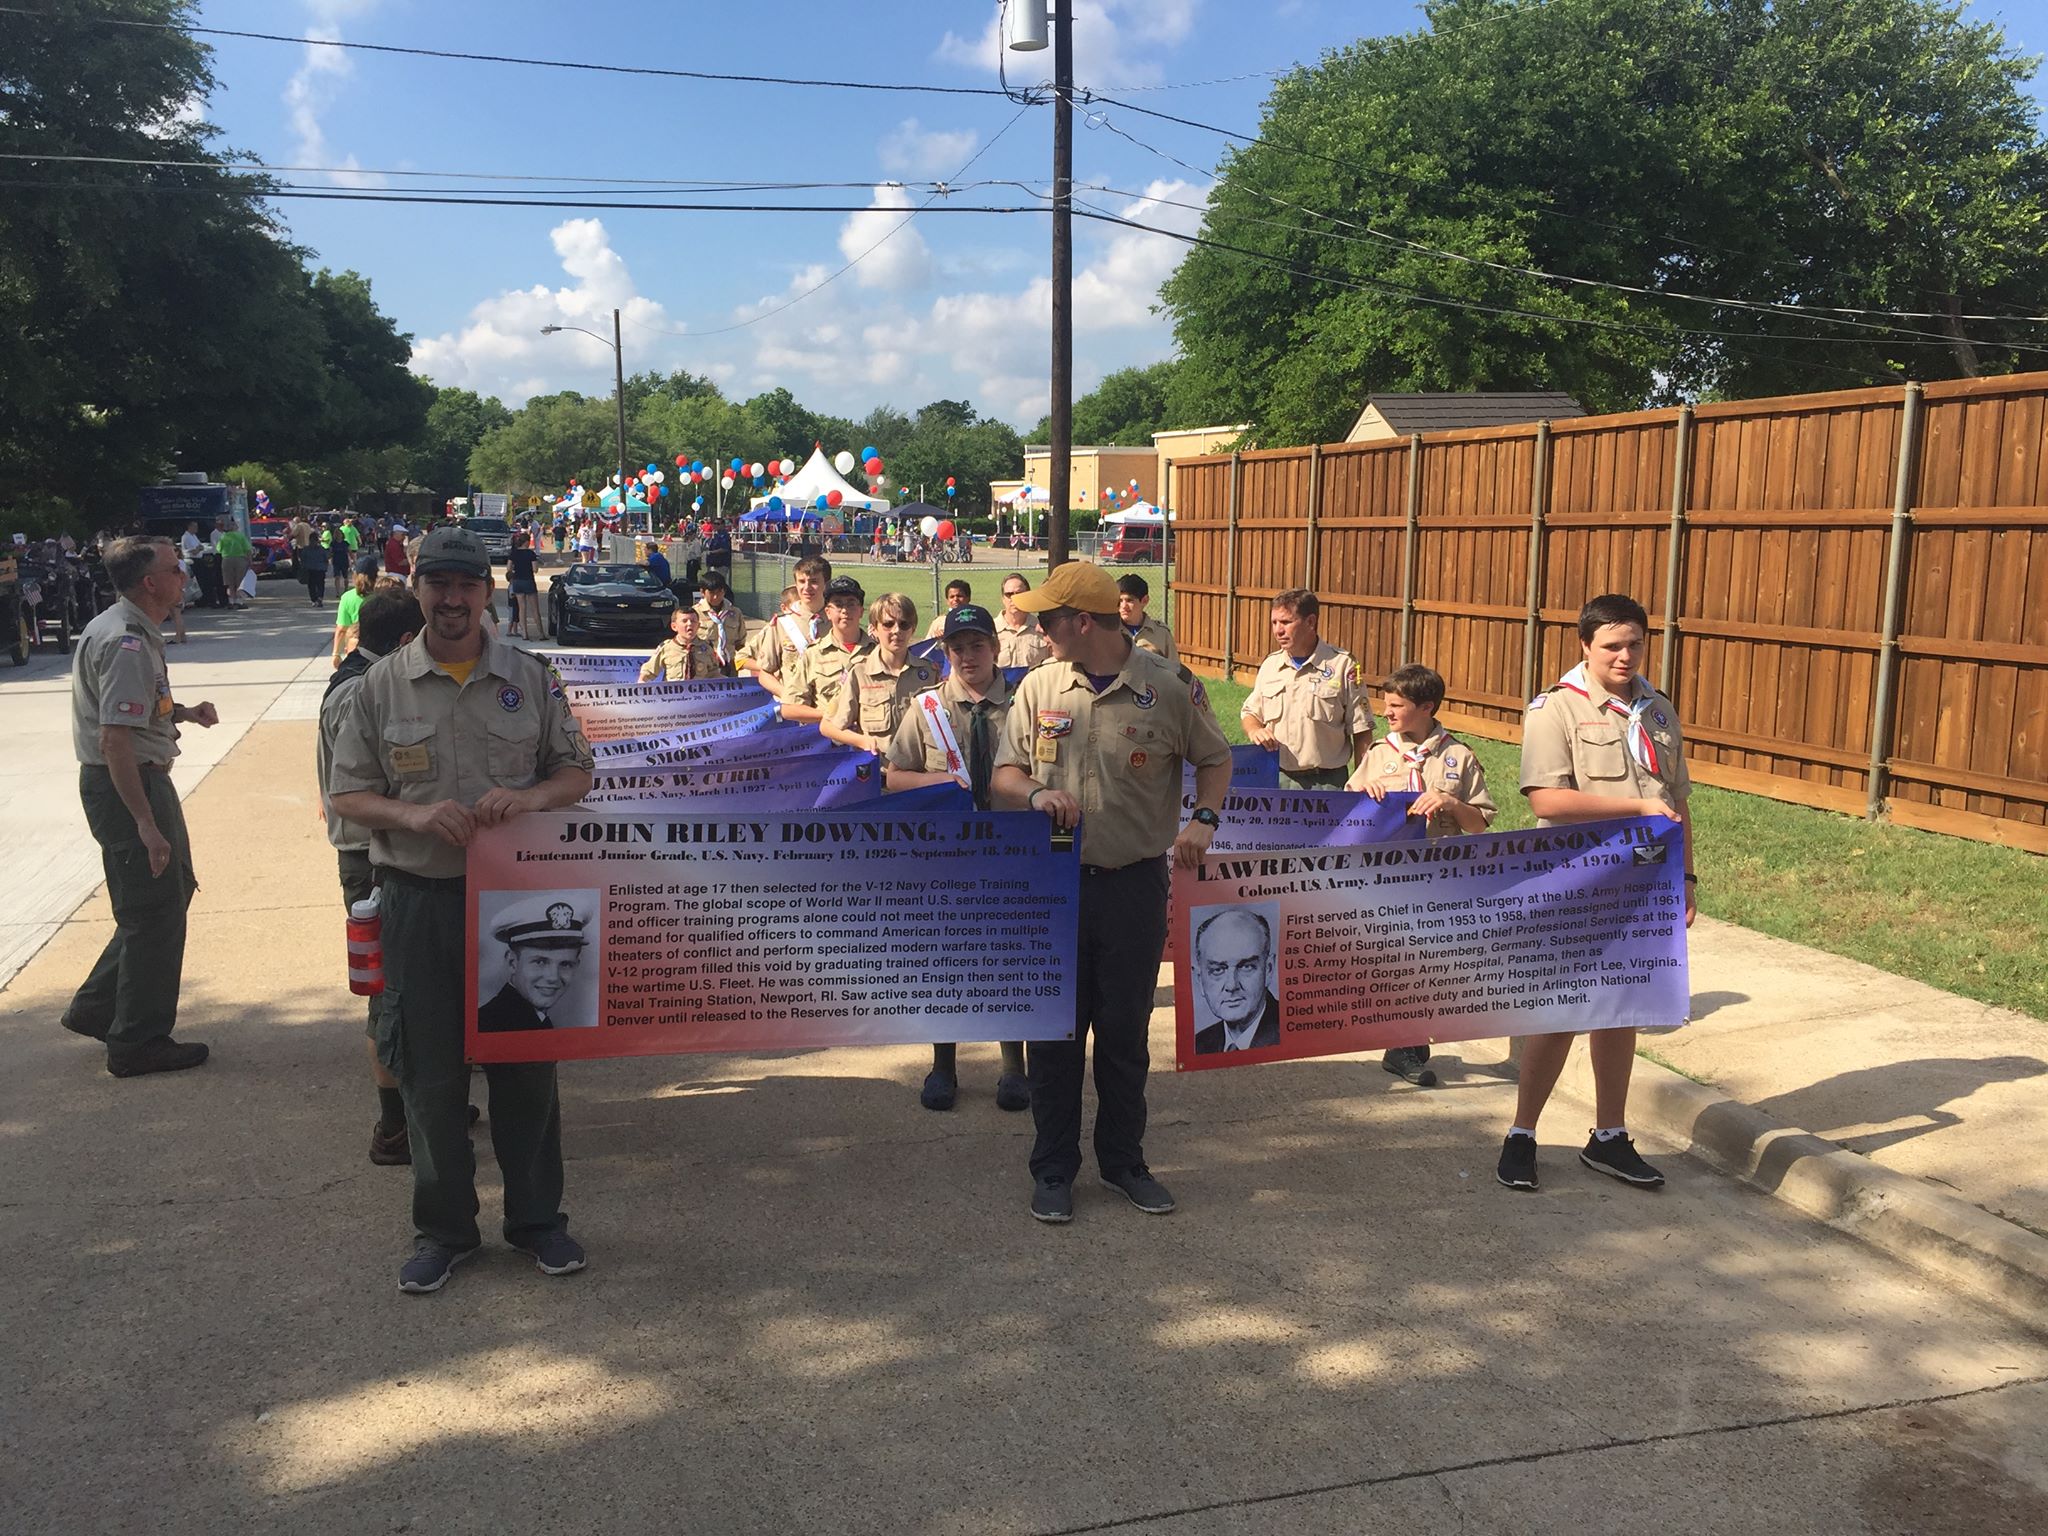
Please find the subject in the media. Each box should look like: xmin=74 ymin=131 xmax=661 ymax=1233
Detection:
xmin=1037 ymin=710 xmax=1074 ymax=739
xmin=1130 ymin=750 xmax=1148 ymax=768
xmin=915 ymin=666 xmax=933 ymax=683
xmin=1654 ymin=710 xmax=1668 ymax=726
xmin=1444 ymin=755 xmax=1461 ymax=782
xmin=498 ymin=685 xmax=524 ymax=712
xmin=1132 ymin=686 xmax=1157 ymax=710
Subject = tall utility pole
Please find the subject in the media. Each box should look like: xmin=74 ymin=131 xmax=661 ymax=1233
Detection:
xmin=1047 ymin=0 xmax=1074 ymax=569
xmin=612 ymin=306 xmax=630 ymax=502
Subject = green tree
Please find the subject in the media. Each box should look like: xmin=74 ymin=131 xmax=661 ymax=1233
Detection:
xmin=467 ymin=393 xmax=618 ymax=495
xmin=1031 ymin=361 xmax=1186 ymax=444
xmin=411 ymin=386 xmax=513 ymax=492
xmin=1159 ymin=0 xmax=2048 ymax=444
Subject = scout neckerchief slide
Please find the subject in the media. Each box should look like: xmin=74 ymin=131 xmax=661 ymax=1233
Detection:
xmin=1557 ymin=664 xmax=1659 ymax=773
xmin=1393 ymin=727 xmax=1450 ymax=791
xmin=917 ymin=689 xmax=971 ymax=790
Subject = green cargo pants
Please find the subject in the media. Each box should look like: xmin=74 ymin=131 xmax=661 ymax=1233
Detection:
xmin=375 ymin=870 xmax=566 ymax=1252
xmin=66 ymin=765 xmax=197 ymax=1052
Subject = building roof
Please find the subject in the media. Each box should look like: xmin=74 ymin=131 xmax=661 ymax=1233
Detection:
xmin=1021 ymin=443 xmax=1158 ymax=455
xmin=1355 ymin=392 xmax=1585 ymax=436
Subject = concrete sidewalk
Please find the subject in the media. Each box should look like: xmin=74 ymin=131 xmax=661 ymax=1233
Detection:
xmin=7 ymin=715 xmax=2048 ymax=1533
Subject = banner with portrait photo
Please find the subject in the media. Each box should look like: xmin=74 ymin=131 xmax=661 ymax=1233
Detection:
xmin=1173 ymin=816 xmax=1690 ymax=1071
xmin=565 ymin=676 xmax=775 ymax=744
xmin=465 ymin=789 xmax=1079 ymax=1064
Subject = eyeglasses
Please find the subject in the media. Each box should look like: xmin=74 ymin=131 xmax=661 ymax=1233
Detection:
xmin=876 ymin=618 xmax=914 ymax=630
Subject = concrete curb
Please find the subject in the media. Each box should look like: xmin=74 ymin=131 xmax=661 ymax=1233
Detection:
xmin=1558 ymin=1050 xmax=2048 ymax=1328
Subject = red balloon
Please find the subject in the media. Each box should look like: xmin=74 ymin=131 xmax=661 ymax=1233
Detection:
xmin=864 ymin=456 xmax=883 ymax=475
xmin=825 ymin=490 xmax=843 ymax=508
xmin=675 ymin=454 xmax=686 ymax=466
xmin=945 ymin=476 xmax=956 ymax=487
xmin=936 ymin=519 xmax=956 ymax=540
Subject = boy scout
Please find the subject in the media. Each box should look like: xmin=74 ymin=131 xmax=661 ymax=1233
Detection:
xmin=823 ymin=593 xmax=936 ymax=754
xmin=1348 ymin=663 xmax=1497 ymax=1087
xmin=62 ymin=536 xmax=218 ymax=1077
xmin=992 ymin=561 xmax=1232 ymax=1224
xmin=994 ymin=574 xmax=1050 ymax=669
xmin=925 ymin=578 xmax=972 ymax=639
xmin=694 ymin=570 xmax=746 ymax=669
xmin=884 ymin=603 xmax=1028 ymax=1112
xmin=1499 ymin=593 xmax=1696 ymax=1195
xmin=782 ymin=576 xmax=870 ymax=725
xmin=639 ymin=606 xmax=728 ymax=681
xmin=1115 ymin=574 xmax=1178 ymax=666
xmin=327 ymin=526 xmax=596 ymax=1294
xmin=1239 ymin=588 xmax=1374 ymax=790
xmin=320 ymin=586 xmax=424 ymax=1162
xmin=738 ymin=555 xmax=830 ymax=696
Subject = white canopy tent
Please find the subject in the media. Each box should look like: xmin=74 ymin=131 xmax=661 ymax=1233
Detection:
xmin=751 ymin=444 xmax=890 ymax=514
xmin=999 ymin=485 xmax=1051 ymax=507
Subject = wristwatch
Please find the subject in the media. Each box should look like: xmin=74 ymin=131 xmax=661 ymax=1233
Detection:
xmin=1191 ymin=807 xmax=1222 ymax=829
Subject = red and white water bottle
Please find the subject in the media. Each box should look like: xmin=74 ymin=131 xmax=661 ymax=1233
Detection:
xmin=346 ymin=890 xmax=385 ymax=997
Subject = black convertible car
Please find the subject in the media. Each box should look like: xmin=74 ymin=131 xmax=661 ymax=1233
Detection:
xmin=547 ymin=562 xmax=678 ymax=646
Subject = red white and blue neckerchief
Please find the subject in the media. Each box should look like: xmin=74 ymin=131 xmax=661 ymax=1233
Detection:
xmin=1558 ymin=664 xmax=1659 ymax=774
xmin=1388 ymin=727 xmax=1450 ymax=791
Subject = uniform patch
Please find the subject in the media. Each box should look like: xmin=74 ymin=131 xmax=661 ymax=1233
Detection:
xmin=1132 ymin=685 xmax=1157 ymax=710
xmin=1350 ymin=659 xmax=1365 ymax=686
xmin=116 ymin=700 xmax=144 ymax=716
xmin=1130 ymin=750 xmax=1148 ymax=768
xmin=1189 ymin=678 xmax=1208 ymax=710
xmin=1654 ymin=710 xmax=1668 ymax=726
xmin=118 ymin=636 xmax=143 ymax=652
xmin=498 ymin=685 xmax=524 ymax=712
xmin=855 ymin=762 xmax=875 ymax=781
xmin=1036 ymin=710 xmax=1074 ymax=739
xmin=914 ymin=665 xmax=933 ymax=683
xmin=1527 ymin=694 xmax=1549 ymax=711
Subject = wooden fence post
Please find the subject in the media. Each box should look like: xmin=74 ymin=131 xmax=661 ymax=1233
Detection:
xmin=1161 ymin=456 xmax=1174 ymax=629
xmin=1659 ymin=405 xmax=1694 ymax=698
xmin=1222 ymin=450 xmax=1242 ymax=680
xmin=1303 ymin=442 xmax=1323 ymax=593
xmin=1867 ymin=381 xmax=1925 ymax=820
xmin=1398 ymin=433 xmax=1421 ymax=665
xmin=1521 ymin=422 xmax=1553 ymax=702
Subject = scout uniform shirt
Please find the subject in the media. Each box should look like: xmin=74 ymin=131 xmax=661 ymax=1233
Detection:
xmin=1244 ymin=641 xmax=1374 ymax=774
xmin=834 ymin=648 xmax=940 ymax=742
xmin=1349 ymin=729 xmax=1498 ymax=839
xmin=786 ymin=631 xmax=871 ymax=718
xmin=1519 ymin=669 xmax=1691 ymax=824
xmin=327 ymin=632 xmax=594 ymax=880
xmin=73 ymin=596 xmax=179 ymax=766
xmin=744 ymin=607 xmax=824 ymax=679
xmin=694 ymin=600 xmax=746 ymax=668
xmin=996 ymin=645 xmax=1231 ymax=869
xmin=885 ymin=671 xmax=1015 ymax=782
xmin=1124 ymin=614 xmax=1179 ymax=667
xmin=639 ymin=638 xmax=728 ymax=682
xmin=995 ymin=612 xmax=1050 ymax=670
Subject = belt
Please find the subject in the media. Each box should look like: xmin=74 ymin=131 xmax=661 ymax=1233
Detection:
xmin=375 ymin=865 xmax=466 ymax=891
xmin=84 ymin=760 xmax=172 ymax=774
xmin=1080 ymin=856 xmax=1165 ymax=876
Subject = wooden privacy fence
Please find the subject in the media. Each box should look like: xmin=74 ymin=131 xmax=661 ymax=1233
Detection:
xmin=1169 ymin=373 xmax=2048 ymax=854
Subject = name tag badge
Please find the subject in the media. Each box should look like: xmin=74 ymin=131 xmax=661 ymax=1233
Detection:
xmin=390 ymin=743 xmax=432 ymax=776
xmin=1035 ymin=737 xmax=1059 ymax=764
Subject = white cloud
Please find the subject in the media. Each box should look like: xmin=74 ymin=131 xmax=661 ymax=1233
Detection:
xmin=837 ymin=185 xmax=935 ymax=291
xmin=283 ymin=3 xmax=385 ymax=186
xmin=879 ymin=118 xmax=979 ymax=178
xmin=409 ymin=219 xmax=672 ymax=402
xmin=936 ymin=2 xmax=1200 ymax=88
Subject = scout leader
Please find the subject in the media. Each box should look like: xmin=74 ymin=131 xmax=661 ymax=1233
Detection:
xmin=882 ymin=602 xmax=1030 ymax=1115
xmin=1497 ymin=592 xmax=1696 ymax=1196
xmin=327 ymin=526 xmax=597 ymax=1296
xmin=992 ymin=561 xmax=1232 ymax=1226
xmin=1239 ymin=587 xmax=1374 ymax=790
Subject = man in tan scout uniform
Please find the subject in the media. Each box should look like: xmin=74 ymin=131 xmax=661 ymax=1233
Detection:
xmin=1115 ymin=573 xmax=1178 ymax=666
xmin=737 ymin=554 xmax=830 ymax=697
xmin=328 ymin=525 xmax=596 ymax=1295
xmin=1497 ymin=592 xmax=1696 ymax=1197
xmin=1348 ymin=662 xmax=1497 ymax=1086
xmin=994 ymin=573 xmax=1050 ymax=669
xmin=883 ymin=602 xmax=1030 ymax=1114
xmin=1240 ymin=587 xmax=1374 ymax=790
xmin=823 ymin=592 xmax=935 ymax=754
xmin=782 ymin=575 xmax=870 ymax=725
xmin=993 ymin=561 xmax=1231 ymax=1226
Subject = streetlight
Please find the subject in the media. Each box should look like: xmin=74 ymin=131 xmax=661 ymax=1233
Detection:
xmin=1010 ymin=2 xmax=1072 ymax=568
xmin=540 ymin=307 xmax=629 ymax=514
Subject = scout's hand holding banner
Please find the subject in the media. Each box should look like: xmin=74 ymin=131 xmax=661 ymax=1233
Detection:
xmin=1174 ymin=816 xmax=1689 ymax=1069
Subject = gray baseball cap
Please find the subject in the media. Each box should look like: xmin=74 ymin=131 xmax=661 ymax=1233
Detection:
xmin=414 ymin=526 xmax=490 ymax=577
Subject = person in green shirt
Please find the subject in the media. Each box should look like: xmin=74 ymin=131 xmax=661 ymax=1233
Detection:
xmin=332 ymin=569 xmax=372 ymax=667
xmin=340 ymin=520 xmax=362 ymax=553
xmin=215 ymin=523 xmax=254 ymax=606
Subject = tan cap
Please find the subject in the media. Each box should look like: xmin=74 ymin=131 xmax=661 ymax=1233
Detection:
xmin=1010 ymin=560 xmax=1120 ymax=615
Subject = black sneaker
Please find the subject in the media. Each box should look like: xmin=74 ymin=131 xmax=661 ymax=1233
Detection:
xmin=1030 ymin=1176 xmax=1074 ymax=1224
xmin=919 ymin=1069 xmax=958 ymax=1112
xmin=512 ymin=1230 xmax=587 ymax=1276
xmin=106 ymin=1037 xmax=209 ymax=1078
xmin=398 ymin=1242 xmax=477 ymax=1294
xmin=369 ymin=1121 xmax=411 ymax=1166
xmin=1101 ymin=1165 xmax=1176 ymax=1214
xmin=1382 ymin=1046 xmax=1438 ymax=1087
xmin=1496 ymin=1132 xmax=1539 ymax=1191
xmin=994 ymin=1071 xmax=1031 ymax=1112
xmin=1580 ymin=1133 xmax=1665 ymax=1188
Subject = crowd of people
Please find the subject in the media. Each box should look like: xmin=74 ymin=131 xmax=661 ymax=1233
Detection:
xmin=60 ymin=516 xmax=1696 ymax=1293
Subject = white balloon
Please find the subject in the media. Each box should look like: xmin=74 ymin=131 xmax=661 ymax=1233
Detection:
xmin=779 ymin=457 xmax=795 ymax=476
xmin=650 ymin=470 xmax=664 ymax=484
xmin=920 ymin=515 xmax=939 ymax=536
xmin=720 ymin=474 xmax=734 ymax=490
xmin=749 ymin=462 xmax=764 ymax=478
xmin=834 ymin=450 xmax=855 ymax=474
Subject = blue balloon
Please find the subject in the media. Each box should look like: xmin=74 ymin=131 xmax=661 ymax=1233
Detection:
xmin=768 ymin=496 xmax=784 ymax=512
xmin=646 ymin=462 xmax=658 ymax=474
xmin=814 ymin=494 xmax=829 ymax=510
xmin=691 ymin=460 xmax=703 ymax=473
xmin=860 ymin=445 xmax=877 ymax=461
xmin=752 ymin=474 xmax=765 ymax=487
xmin=731 ymin=457 xmax=745 ymax=473
xmin=946 ymin=486 xmax=956 ymax=496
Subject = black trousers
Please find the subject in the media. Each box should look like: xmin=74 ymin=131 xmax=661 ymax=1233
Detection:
xmin=1027 ymin=857 xmax=1169 ymax=1183
xmin=66 ymin=766 xmax=197 ymax=1051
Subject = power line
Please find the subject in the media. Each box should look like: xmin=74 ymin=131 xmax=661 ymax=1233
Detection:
xmin=0 ymin=181 xmax=1047 ymax=216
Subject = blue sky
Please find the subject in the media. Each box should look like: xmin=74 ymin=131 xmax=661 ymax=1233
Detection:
xmin=185 ymin=1 xmax=2048 ymax=430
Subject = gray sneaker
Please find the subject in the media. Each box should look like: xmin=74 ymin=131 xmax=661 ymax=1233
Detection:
xmin=398 ymin=1242 xmax=477 ymax=1294
xmin=1101 ymin=1165 xmax=1175 ymax=1214
xmin=1030 ymin=1176 xmax=1074 ymax=1224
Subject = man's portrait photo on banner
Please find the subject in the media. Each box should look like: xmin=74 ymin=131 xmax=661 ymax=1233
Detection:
xmin=1191 ymin=903 xmax=1283 ymax=1056
xmin=476 ymin=890 xmax=601 ymax=1032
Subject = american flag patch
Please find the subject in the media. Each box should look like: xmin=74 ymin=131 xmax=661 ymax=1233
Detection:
xmin=118 ymin=636 xmax=142 ymax=652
